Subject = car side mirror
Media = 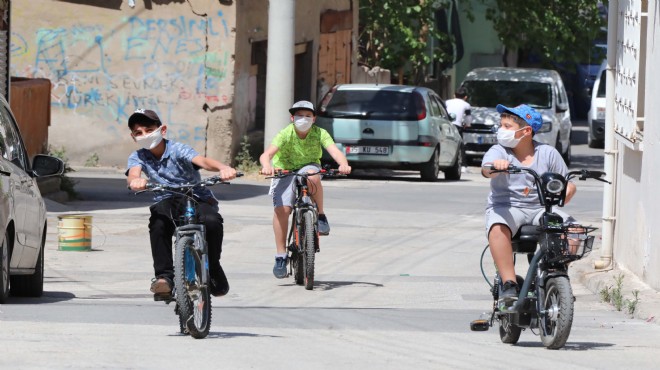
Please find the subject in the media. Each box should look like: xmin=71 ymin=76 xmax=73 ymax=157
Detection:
xmin=32 ymin=155 xmax=65 ymax=177
xmin=556 ymin=105 xmax=568 ymax=113
xmin=449 ymin=112 xmax=457 ymax=122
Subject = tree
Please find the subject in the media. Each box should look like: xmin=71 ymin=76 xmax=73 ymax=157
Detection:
xmin=359 ymin=0 xmax=452 ymax=84
xmin=468 ymin=0 xmax=607 ymax=68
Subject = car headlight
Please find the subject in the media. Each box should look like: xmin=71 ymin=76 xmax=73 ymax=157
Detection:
xmin=536 ymin=121 xmax=552 ymax=133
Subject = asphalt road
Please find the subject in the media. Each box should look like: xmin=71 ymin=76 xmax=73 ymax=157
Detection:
xmin=2 ymin=121 xmax=659 ymax=369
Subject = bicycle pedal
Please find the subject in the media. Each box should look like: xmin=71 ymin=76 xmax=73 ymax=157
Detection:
xmin=470 ymin=319 xmax=490 ymax=331
xmin=153 ymin=293 xmax=173 ymax=302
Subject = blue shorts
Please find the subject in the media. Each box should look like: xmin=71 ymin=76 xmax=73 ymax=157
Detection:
xmin=269 ymin=164 xmax=321 ymax=208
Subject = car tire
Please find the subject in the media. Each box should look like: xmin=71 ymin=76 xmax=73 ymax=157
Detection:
xmin=0 ymin=232 xmax=9 ymax=303
xmin=444 ymin=147 xmax=462 ymax=181
xmin=587 ymin=134 xmax=604 ymax=149
xmin=10 ymin=225 xmax=45 ymax=297
xmin=420 ymin=148 xmax=440 ymax=182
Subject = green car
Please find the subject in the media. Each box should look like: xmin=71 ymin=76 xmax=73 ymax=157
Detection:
xmin=315 ymin=84 xmax=463 ymax=181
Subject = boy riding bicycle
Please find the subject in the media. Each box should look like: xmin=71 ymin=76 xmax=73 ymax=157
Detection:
xmin=125 ymin=109 xmax=237 ymax=299
xmin=259 ymin=101 xmax=351 ymax=279
xmin=481 ymin=104 xmax=577 ymax=305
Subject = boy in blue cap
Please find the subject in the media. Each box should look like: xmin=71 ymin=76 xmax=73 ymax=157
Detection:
xmin=481 ymin=104 xmax=577 ymax=305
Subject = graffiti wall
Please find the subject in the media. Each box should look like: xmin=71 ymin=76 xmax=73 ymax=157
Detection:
xmin=11 ymin=1 xmax=236 ymax=166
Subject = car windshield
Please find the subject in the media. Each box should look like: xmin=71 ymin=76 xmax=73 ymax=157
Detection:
xmin=318 ymin=89 xmax=421 ymax=121
xmin=462 ymin=80 xmax=552 ymax=109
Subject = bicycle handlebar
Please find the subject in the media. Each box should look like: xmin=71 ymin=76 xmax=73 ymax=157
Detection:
xmin=263 ymin=168 xmax=344 ymax=179
xmin=487 ymin=165 xmax=610 ymax=184
xmin=132 ymin=173 xmax=244 ymax=194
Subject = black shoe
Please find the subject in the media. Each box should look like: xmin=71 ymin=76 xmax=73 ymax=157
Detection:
xmin=318 ymin=214 xmax=330 ymax=236
xmin=210 ymin=266 xmax=230 ymax=297
xmin=499 ymin=280 xmax=519 ymax=305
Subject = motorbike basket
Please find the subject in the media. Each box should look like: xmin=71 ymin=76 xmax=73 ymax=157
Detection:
xmin=545 ymin=224 xmax=597 ymax=264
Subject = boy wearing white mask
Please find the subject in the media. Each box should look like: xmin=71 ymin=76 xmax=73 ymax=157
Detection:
xmin=126 ymin=109 xmax=237 ymax=299
xmin=260 ymin=101 xmax=351 ymax=279
xmin=481 ymin=104 xmax=576 ymax=306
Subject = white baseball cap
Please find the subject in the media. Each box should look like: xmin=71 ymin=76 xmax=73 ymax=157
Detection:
xmin=289 ymin=100 xmax=316 ymax=115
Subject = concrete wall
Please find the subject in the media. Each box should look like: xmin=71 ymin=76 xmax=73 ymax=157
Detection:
xmin=11 ymin=0 xmax=236 ymax=167
xmin=612 ymin=0 xmax=660 ymax=290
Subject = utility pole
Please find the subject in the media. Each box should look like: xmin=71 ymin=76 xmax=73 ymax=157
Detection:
xmin=264 ymin=0 xmax=295 ymax=150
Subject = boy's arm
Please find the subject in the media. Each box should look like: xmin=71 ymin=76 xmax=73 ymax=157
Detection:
xmin=564 ymin=182 xmax=577 ymax=204
xmin=259 ymin=145 xmax=279 ymax=175
xmin=325 ymin=144 xmax=352 ymax=174
xmin=191 ymin=156 xmax=237 ymax=181
xmin=127 ymin=166 xmax=147 ymax=190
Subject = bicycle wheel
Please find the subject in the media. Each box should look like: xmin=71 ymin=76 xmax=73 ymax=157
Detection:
xmin=302 ymin=211 xmax=316 ymax=290
xmin=174 ymin=236 xmax=212 ymax=339
xmin=540 ymin=276 xmax=574 ymax=349
xmin=293 ymin=249 xmax=304 ymax=286
xmin=499 ymin=314 xmax=522 ymax=344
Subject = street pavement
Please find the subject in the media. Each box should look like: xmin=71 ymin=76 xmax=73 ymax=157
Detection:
xmin=2 ymin=121 xmax=660 ymax=369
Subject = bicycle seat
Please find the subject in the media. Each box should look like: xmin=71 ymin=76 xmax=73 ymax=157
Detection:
xmin=511 ymin=225 xmax=540 ymax=253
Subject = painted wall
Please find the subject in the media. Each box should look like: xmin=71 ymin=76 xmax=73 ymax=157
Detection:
xmin=612 ymin=0 xmax=660 ymax=290
xmin=11 ymin=0 xmax=236 ymax=167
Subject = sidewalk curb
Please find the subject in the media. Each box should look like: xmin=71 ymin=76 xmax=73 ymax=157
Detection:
xmin=572 ymin=251 xmax=660 ymax=325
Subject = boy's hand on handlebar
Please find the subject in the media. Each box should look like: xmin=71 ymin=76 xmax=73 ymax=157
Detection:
xmin=338 ymin=164 xmax=352 ymax=175
xmin=490 ymin=159 xmax=511 ymax=171
xmin=219 ymin=167 xmax=237 ymax=181
xmin=129 ymin=178 xmax=147 ymax=191
xmin=260 ymin=166 xmax=274 ymax=176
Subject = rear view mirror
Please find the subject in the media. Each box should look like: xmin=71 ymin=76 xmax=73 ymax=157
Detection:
xmin=32 ymin=155 xmax=64 ymax=177
xmin=449 ymin=112 xmax=457 ymax=122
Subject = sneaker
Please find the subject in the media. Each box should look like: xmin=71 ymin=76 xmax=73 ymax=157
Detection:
xmin=150 ymin=276 xmax=173 ymax=299
xmin=499 ymin=280 xmax=519 ymax=305
xmin=461 ymin=166 xmax=469 ymax=173
xmin=273 ymin=256 xmax=288 ymax=279
xmin=210 ymin=266 xmax=230 ymax=297
xmin=318 ymin=214 xmax=330 ymax=236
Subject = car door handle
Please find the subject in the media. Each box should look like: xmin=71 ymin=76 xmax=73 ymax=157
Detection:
xmin=362 ymin=128 xmax=374 ymax=134
xmin=0 ymin=169 xmax=9 ymax=176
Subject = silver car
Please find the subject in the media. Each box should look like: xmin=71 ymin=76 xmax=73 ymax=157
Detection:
xmin=459 ymin=67 xmax=573 ymax=165
xmin=0 ymin=95 xmax=64 ymax=303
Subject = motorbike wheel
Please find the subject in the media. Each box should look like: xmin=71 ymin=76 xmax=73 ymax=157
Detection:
xmin=540 ymin=276 xmax=574 ymax=349
xmin=499 ymin=314 xmax=522 ymax=344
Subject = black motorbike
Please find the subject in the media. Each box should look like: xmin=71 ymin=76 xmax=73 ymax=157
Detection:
xmin=470 ymin=166 xmax=610 ymax=349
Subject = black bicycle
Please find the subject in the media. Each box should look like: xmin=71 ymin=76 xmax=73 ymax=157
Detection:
xmin=470 ymin=166 xmax=609 ymax=349
xmin=136 ymin=174 xmax=240 ymax=338
xmin=267 ymin=168 xmax=342 ymax=290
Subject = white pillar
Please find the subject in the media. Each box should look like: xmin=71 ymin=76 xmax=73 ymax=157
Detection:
xmin=264 ymin=0 xmax=296 ymax=150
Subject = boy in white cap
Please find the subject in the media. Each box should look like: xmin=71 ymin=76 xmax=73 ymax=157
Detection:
xmin=259 ymin=101 xmax=351 ymax=278
xmin=481 ymin=104 xmax=576 ymax=306
xmin=126 ymin=109 xmax=237 ymax=299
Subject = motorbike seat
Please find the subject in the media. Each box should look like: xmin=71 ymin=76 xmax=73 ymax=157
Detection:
xmin=511 ymin=225 xmax=540 ymax=253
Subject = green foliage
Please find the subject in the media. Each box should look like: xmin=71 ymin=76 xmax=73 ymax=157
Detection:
xmin=84 ymin=153 xmax=100 ymax=167
xmin=464 ymin=0 xmax=607 ymax=67
xmin=359 ymin=0 xmax=452 ymax=83
xmin=599 ymin=285 xmax=611 ymax=303
xmin=625 ymin=290 xmax=640 ymax=317
xmin=48 ymin=145 xmax=78 ymax=199
xmin=611 ymin=273 xmax=624 ymax=311
xmin=235 ymin=136 xmax=260 ymax=174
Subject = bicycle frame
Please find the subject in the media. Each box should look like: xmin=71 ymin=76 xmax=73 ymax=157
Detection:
xmin=174 ymin=196 xmax=209 ymax=286
xmin=287 ymin=175 xmax=319 ymax=253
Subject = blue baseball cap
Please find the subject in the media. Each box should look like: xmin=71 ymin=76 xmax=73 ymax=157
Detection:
xmin=496 ymin=104 xmax=543 ymax=132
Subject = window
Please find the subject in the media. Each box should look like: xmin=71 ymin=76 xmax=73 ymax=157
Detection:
xmin=318 ymin=89 xmax=422 ymax=121
xmin=463 ymin=80 xmax=552 ymax=109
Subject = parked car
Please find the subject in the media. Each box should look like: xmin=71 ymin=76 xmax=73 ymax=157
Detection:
xmin=459 ymin=67 xmax=573 ymax=165
xmin=315 ymin=84 xmax=463 ymax=181
xmin=587 ymin=60 xmax=606 ymax=148
xmin=0 ymin=95 xmax=64 ymax=303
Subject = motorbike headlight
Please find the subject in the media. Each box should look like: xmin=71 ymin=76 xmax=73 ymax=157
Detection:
xmin=546 ymin=179 xmax=565 ymax=194
xmin=541 ymin=172 xmax=567 ymax=195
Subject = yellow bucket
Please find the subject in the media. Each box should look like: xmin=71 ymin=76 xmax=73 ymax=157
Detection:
xmin=57 ymin=215 xmax=92 ymax=251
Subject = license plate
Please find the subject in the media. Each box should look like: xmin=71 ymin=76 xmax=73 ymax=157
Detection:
xmin=345 ymin=146 xmax=389 ymax=155
xmin=476 ymin=135 xmax=497 ymax=145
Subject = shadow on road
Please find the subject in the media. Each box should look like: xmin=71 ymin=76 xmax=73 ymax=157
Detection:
xmin=309 ymin=280 xmax=384 ymax=291
xmin=515 ymin=341 xmax=615 ymax=350
xmin=7 ymin=291 xmax=76 ymax=304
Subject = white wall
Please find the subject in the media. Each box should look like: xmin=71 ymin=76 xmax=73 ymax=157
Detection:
xmin=613 ymin=0 xmax=660 ymax=290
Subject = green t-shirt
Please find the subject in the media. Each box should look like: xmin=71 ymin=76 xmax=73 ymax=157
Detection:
xmin=271 ymin=124 xmax=335 ymax=170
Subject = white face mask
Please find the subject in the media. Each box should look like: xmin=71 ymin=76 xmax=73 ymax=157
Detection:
xmin=497 ymin=127 xmax=525 ymax=148
xmin=293 ymin=116 xmax=313 ymax=132
xmin=135 ymin=127 xmax=163 ymax=150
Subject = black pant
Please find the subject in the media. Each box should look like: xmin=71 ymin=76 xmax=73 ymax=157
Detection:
xmin=148 ymin=197 xmax=224 ymax=280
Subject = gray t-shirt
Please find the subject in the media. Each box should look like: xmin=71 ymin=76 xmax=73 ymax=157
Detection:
xmin=481 ymin=142 xmax=568 ymax=209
